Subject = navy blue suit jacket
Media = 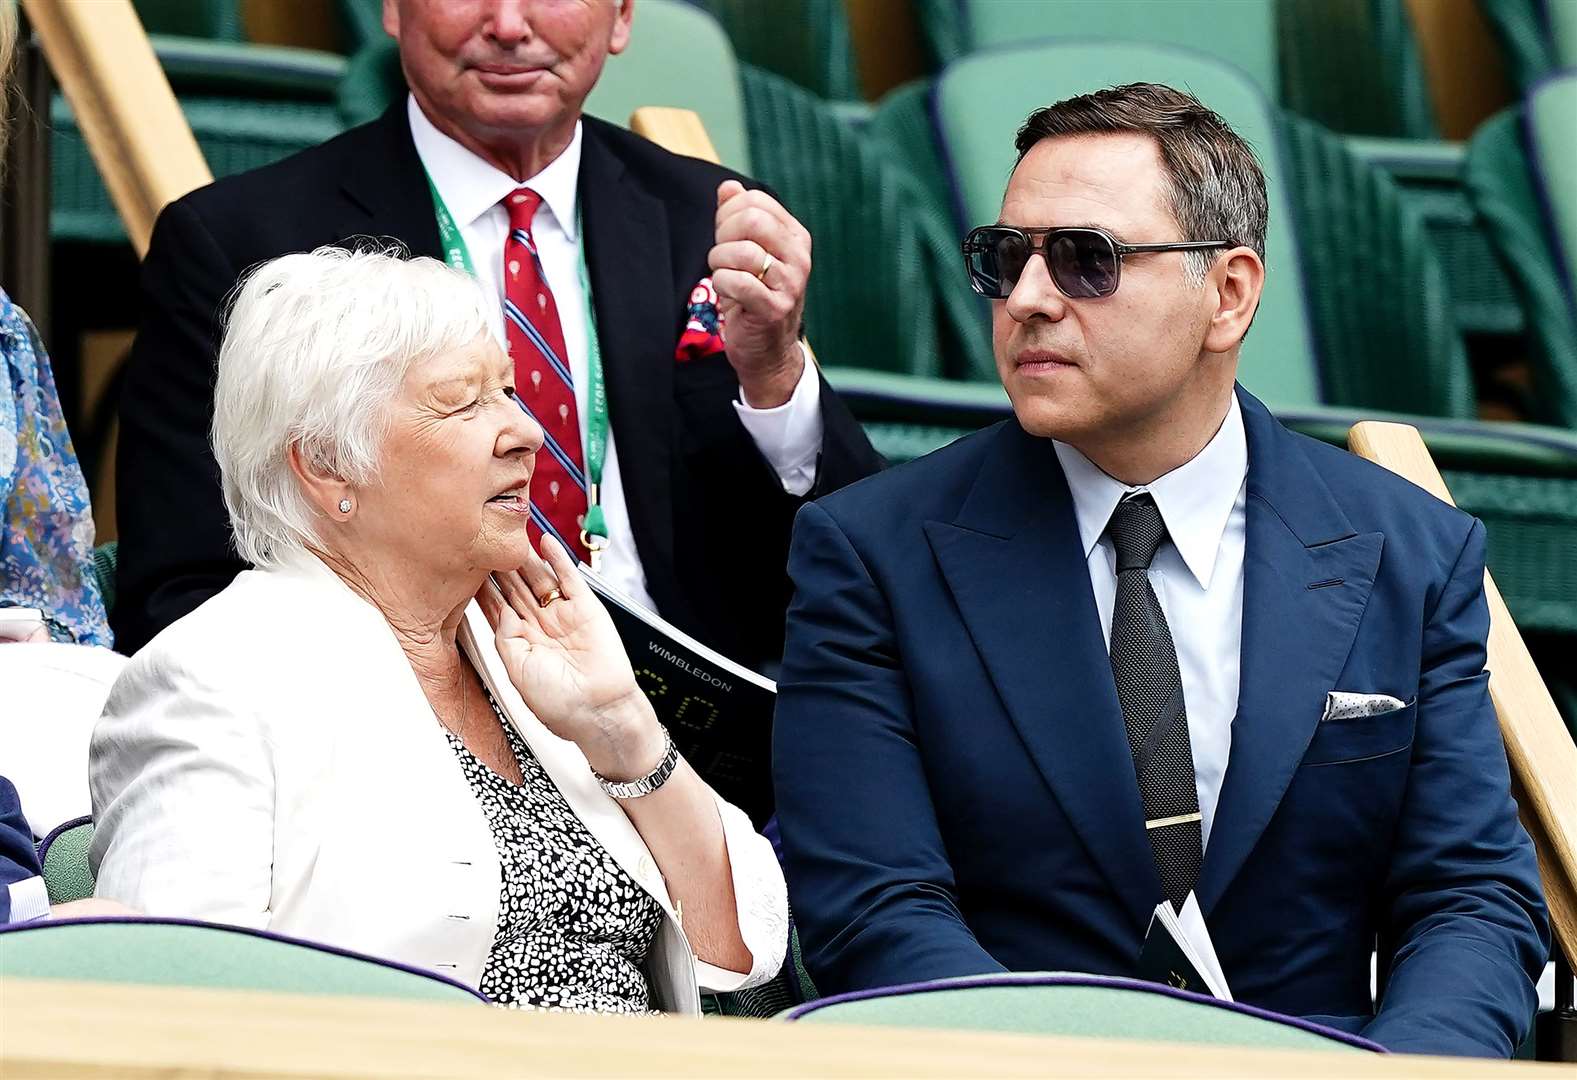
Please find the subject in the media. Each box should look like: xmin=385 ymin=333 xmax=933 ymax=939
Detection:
xmin=1 ymin=777 xmax=43 ymax=923
xmin=773 ymin=388 xmax=1549 ymax=1057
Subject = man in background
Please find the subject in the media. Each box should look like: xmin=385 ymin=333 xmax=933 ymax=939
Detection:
xmin=115 ymin=0 xmax=881 ymax=673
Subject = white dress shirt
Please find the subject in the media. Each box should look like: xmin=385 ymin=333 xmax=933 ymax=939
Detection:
xmin=407 ymin=98 xmax=824 ymax=611
xmin=5 ymin=875 xmax=49 ymax=923
xmin=1053 ymin=395 xmax=1248 ymax=850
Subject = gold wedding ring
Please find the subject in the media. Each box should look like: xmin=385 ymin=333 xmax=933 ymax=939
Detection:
xmin=756 ymin=253 xmax=775 ymax=283
xmin=537 ymin=588 xmax=564 ymax=608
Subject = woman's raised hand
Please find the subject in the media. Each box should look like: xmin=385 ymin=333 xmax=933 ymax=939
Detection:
xmin=477 ymin=536 xmax=663 ymax=778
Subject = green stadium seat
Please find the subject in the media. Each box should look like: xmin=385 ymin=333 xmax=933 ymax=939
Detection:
xmin=0 ymin=917 xmax=486 ymax=1003
xmin=1464 ymin=77 xmax=1577 ymax=430
xmin=134 ymin=0 xmax=246 ymax=43
xmin=778 ymin=972 xmax=1379 ymax=1052
xmin=583 ymin=0 xmax=751 ymax=173
xmin=334 ymin=0 xmax=386 ymax=56
xmin=698 ymin=0 xmax=862 ymax=102
xmin=911 ymin=0 xmax=1436 ymax=138
xmin=38 ymin=818 xmax=95 ymax=905
xmin=1275 ymin=0 xmax=1438 ymax=139
xmin=1480 ymin=0 xmax=1577 ymax=93
xmin=963 ymin=0 xmax=1278 ymax=98
xmin=51 ymin=36 xmax=348 ymax=246
xmin=1344 ymin=137 xmax=1527 ymax=348
xmin=92 ymin=541 xmax=118 ymax=619
xmin=1276 ymin=114 xmax=1477 ymax=419
xmin=740 ymin=66 xmax=981 ymax=379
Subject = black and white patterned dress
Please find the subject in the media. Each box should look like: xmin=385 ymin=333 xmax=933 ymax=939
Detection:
xmin=444 ymin=699 xmax=664 ymax=1012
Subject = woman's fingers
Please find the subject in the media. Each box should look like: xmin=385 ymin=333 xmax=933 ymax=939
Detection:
xmin=514 ymin=546 xmax=561 ymax=607
xmin=492 ymin=567 xmax=538 ymax=620
xmin=538 ymin=534 xmax=588 ymax=600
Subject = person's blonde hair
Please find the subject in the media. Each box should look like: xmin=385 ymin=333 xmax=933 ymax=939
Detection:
xmin=0 ymin=0 xmax=17 ymax=165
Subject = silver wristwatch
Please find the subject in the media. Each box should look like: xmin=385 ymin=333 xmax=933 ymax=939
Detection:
xmin=591 ymin=725 xmax=679 ymax=799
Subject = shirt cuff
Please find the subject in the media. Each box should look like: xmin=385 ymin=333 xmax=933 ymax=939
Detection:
xmin=732 ymin=341 xmax=824 ymax=497
xmin=6 ymin=875 xmax=50 ymax=924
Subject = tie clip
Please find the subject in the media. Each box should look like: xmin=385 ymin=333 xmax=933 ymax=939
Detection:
xmin=1145 ymin=812 xmax=1202 ymax=831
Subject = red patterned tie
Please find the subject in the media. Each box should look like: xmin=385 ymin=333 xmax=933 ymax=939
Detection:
xmin=501 ymin=187 xmax=588 ymax=562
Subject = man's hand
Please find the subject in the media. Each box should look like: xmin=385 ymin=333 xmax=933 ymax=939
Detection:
xmin=708 ymin=179 xmax=812 ymax=408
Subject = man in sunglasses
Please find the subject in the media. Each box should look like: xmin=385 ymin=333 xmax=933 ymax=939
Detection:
xmin=773 ymin=83 xmax=1546 ymax=1057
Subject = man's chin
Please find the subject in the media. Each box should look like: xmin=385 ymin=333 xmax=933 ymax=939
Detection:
xmin=1005 ymin=387 xmax=1087 ymax=442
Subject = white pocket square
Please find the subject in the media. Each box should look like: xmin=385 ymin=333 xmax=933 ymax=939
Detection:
xmin=1322 ymin=691 xmax=1406 ymax=722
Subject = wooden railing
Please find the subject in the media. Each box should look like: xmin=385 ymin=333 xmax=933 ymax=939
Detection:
xmin=21 ymin=0 xmax=210 ymax=256
xmin=1350 ymin=421 xmax=1577 ymax=967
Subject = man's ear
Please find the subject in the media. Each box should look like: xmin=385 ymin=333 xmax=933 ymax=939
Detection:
xmin=382 ymin=0 xmax=400 ymax=40
xmin=288 ymin=442 xmax=354 ymax=520
xmin=609 ymin=0 xmax=635 ymax=56
xmin=1202 ymin=246 xmax=1265 ymax=356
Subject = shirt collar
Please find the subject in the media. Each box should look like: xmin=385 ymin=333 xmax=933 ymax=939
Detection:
xmin=1052 ymin=393 xmax=1247 ymax=589
xmin=406 ymin=94 xmax=583 ymax=241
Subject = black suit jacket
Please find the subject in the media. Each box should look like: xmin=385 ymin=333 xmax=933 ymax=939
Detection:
xmin=114 ymin=107 xmax=882 ymax=668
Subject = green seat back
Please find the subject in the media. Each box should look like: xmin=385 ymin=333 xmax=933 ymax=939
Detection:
xmin=933 ymin=41 xmax=1320 ymax=408
xmin=1464 ymin=85 xmax=1577 ymax=427
xmin=1481 ymin=0 xmax=1577 ymax=91
xmin=782 ymin=974 xmax=1373 ymax=1053
xmin=740 ymin=67 xmax=978 ymax=379
xmin=92 ymin=542 xmax=119 ymax=618
xmin=698 ymin=0 xmax=861 ymax=101
xmin=134 ymin=0 xmax=245 ymax=42
xmin=584 ymin=0 xmax=750 ymax=173
xmin=1554 ymin=0 xmax=1577 ymax=65
xmin=0 ymin=918 xmax=485 ymax=1003
xmin=959 ymin=0 xmax=1278 ymax=97
xmin=39 ymin=819 xmax=95 ymax=905
xmin=53 ymin=92 xmax=343 ymax=245
xmin=1529 ymin=75 xmax=1577 ymax=274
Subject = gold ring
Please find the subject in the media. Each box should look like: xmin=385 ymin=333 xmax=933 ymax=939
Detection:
xmin=537 ymin=588 xmax=564 ymax=609
xmin=756 ymin=253 xmax=775 ymax=283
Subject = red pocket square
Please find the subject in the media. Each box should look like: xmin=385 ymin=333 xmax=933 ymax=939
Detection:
xmin=675 ymin=276 xmax=727 ymax=362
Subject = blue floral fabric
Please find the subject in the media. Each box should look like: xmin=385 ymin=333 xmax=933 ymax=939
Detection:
xmin=1 ymin=288 xmax=111 ymax=646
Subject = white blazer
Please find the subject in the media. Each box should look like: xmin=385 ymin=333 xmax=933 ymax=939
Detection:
xmin=88 ymin=552 xmax=787 ymax=1012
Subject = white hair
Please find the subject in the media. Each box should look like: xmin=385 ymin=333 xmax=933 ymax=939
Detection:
xmin=212 ymin=245 xmax=493 ymax=567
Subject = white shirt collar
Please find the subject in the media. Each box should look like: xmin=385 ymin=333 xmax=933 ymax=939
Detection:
xmin=1052 ymin=393 xmax=1247 ymax=589
xmin=406 ymin=94 xmax=583 ymax=241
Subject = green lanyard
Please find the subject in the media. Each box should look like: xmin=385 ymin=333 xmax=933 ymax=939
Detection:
xmin=425 ymin=173 xmax=611 ymax=559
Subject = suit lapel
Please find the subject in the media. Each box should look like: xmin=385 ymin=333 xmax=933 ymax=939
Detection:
xmin=579 ymin=122 xmax=679 ymax=600
xmin=925 ymin=423 xmax=1162 ymax=932
xmin=1196 ymin=390 xmax=1383 ymax=913
xmin=338 ymin=105 xmax=444 ymax=259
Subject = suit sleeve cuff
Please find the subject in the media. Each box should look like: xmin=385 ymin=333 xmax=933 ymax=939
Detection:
xmin=732 ymin=342 xmax=824 ymax=497
xmin=6 ymin=875 xmax=50 ymax=924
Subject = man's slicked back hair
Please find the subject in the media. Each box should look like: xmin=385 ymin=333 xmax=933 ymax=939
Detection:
xmin=1014 ymin=82 xmax=1268 ymax=282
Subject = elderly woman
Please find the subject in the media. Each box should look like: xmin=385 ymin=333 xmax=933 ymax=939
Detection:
xmin=89 ymin=248 xmax=785 ymax=1011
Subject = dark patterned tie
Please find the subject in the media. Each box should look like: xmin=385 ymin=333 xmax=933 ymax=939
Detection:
xmin=1105 ymin=493 xmax=1203 ymax=909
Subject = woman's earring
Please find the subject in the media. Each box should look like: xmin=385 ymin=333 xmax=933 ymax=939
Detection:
xmin=338 ymin=498 xmax=353 ymax=515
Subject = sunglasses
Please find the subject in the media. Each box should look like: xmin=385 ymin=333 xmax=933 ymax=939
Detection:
xmin=962 ymin=225 xmax=1228 ymax=300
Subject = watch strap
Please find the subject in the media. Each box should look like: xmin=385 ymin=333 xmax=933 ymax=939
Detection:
xmin=591 ymin=725 xmax=679 ymax=799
